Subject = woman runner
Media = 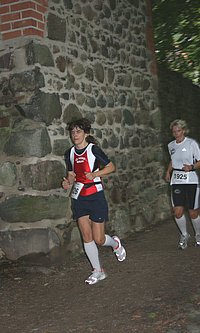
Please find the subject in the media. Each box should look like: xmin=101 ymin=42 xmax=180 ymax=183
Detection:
xmin=62 ymin=118 xmax=126 ymax=284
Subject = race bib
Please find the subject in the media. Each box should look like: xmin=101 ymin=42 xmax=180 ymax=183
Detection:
xmin=171 ymin=170 xmax=189 ymax=184
xmin=70 ymin=182 xmax=84 ymax=199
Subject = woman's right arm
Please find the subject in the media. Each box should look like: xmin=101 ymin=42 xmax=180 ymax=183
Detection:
xmin=62 ymin=148 xmax=76 ymax=189
xmin=62 ymin=171 xmax=76 ymax=190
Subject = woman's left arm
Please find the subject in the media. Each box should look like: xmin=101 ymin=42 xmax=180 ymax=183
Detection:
xmin=85 ymin=162 xmax=115 ymax=180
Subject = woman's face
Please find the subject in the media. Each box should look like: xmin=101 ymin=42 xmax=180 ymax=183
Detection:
xmin=70 ymin=126 xmax=88 ymax=148
xmin=172 ymin=125 xmax=185 ymax=142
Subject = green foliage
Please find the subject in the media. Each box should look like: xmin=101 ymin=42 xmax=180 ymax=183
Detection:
xmin=152 ymin=0 xmax=200 ymax=85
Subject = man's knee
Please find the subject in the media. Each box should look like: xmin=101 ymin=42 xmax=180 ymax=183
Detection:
xmin=173 ymin=208 xmax=184 ymax=219
xmin=189 ymin=210 xmax=199 ymax=220
xmin=174 ymin=213 xmax=183 ymax=219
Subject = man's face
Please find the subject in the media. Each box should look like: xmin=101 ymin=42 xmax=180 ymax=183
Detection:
xmin=172 ymin=125 xmax=185 ymax=141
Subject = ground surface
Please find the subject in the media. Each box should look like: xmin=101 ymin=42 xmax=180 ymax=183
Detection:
xmin=1 ymin=220 xmax=200 ymax=333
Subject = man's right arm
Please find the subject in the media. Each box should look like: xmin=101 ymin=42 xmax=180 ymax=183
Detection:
xmin=165 ymin=161 xmax=172 ymax=182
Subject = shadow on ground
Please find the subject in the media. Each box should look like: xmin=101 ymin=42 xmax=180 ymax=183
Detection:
xmin=0 ymin=220 xmax=200 ymax=333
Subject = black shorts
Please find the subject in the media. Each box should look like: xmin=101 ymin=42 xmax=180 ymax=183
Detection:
xmin=72 ymin=191 xmax=108 ymax=223
xmin=171 ymin=184 xmax=200 ymax=209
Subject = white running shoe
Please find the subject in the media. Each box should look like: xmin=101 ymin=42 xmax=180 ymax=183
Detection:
xmin=113 ymin=236 xmax=126 ymax=261
xmin=85 ymin=270 xmax=107 ymax=285
xmin=178 ymin=233 xmax=190 ymax=250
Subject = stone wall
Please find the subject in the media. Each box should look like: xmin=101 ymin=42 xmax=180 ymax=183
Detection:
xmin=0 ymin=0 xmax=168 ymax=261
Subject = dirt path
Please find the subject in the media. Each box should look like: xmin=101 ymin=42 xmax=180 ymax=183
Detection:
xmin=0 ymin=221 xmax=200 ymax=333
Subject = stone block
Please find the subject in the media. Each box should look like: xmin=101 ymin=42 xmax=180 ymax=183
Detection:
xmin=0 ymin=194 xmax=69 ymax=223
xmin=0 ymin=228 xmax=61 ymax=260
xmin=123 ymin=109 xmax=134 ymax=125
xmin=94 ymin=63 xmax=104 ymax=83
xmin=110 ymin=208 xmax=131 ymax=238
xmin=63 ymin=0 xmax=73 ymax=10
xmin=134 ymin=214 xmax=146 ymax=232
xmin=0 ymin=128 xmax=10 ymax=154
xmin=52 ymin=138 xmax=71 ymax=156
xmin=9 ymin=69 xmax=45 ymax=92
xmin=4 ymin=119 xmax=51 ymax=157
xmin=63 ymin=104 xmax=82 ymax=124
xmin=0 ymin=161 xmax=17 ymax=186
xmin=47 ymin=13 xmax=66 ymax=42
xmin=21 ymin=160 xmax=65 ymax=190
xmin=0 ymin=116 xmax=10 ymax=127
xmin=67 ymin=226 xmax=83 ymax=254
xmin=0 ymin=52 xmax=13 ymax=70
xmin=26 ymin=42 xmax=54 ymax=67
xmin=26 ymin=91 xmax=62 ymax=125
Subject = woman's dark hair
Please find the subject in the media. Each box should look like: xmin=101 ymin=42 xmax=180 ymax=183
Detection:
xmin=86 ymin=134 xmax=98 ymax=145
xmin=67 ymin=118 xmax=91 ymax=133
xmin=67 ymin=118 xmax=99 ymax=145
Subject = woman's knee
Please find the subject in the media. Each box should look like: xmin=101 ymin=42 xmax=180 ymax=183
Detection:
xmin=94 ymin=236 xmax=105 ymax=246
xmin=92 ymin=221 xmax=105 ymax=245
xmin=78 ymin=217 xmax=93 ymax=242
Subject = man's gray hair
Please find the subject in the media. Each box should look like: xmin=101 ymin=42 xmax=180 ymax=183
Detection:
xmin=170 ymin=119 xmax=189 ymax=135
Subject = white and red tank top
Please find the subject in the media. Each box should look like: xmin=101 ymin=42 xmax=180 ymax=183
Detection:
xmin=69 ymin=144 xmax=104 ymax=196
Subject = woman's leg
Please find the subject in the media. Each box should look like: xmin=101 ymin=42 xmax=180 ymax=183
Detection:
xmin=92 ymin=222 xmax=126 ymax=261
xmin=91 ymin=221 xmax=105 ymax=245
xmin=91 ymin=222 xmax=118 ymax=248
xmin=78 ymin=217 xmax=107 ymax=284
xmin=103 ymin=234 xmax=118 ymax=248
xmin=78 ymin=215 xmax=101 ymax=271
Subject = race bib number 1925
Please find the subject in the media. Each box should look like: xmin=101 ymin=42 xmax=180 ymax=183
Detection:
xmin=172 ymin=170 xmax=189 ymax=184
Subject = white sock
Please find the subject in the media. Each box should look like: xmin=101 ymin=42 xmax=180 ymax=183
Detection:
xmin=102 ymin=234 xmax=118 ymax=249
xmin=84 ymin=241 xmax=101 ymax=271
xmin=191 ymin=216 xmax=200 ymax=236
xmin=175 ymin=215 xmax=187 ymax=236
